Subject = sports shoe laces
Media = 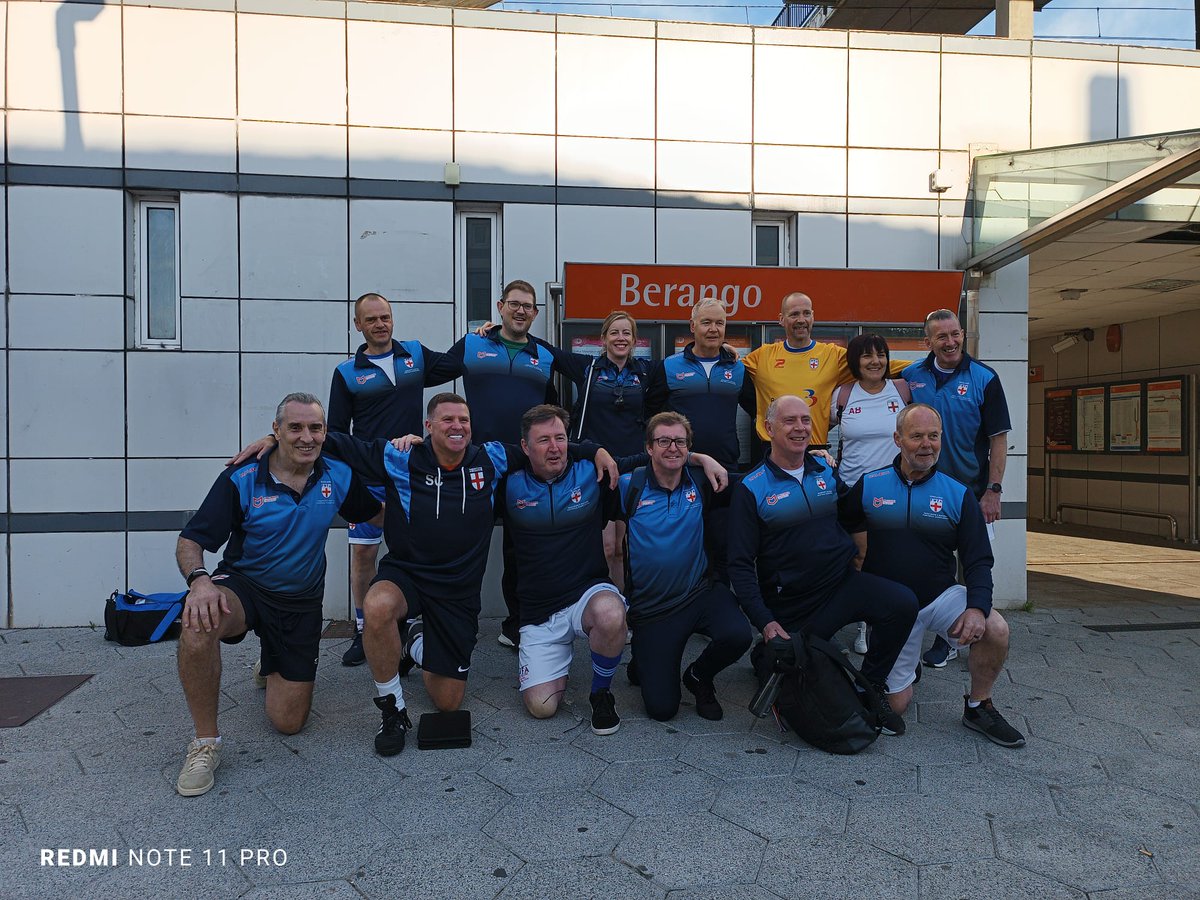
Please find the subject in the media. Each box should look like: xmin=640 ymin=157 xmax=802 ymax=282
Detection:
xmin=182 ymin=743 xmax=217 ymax=774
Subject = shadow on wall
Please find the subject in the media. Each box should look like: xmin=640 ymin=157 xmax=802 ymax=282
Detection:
xmin=56 ymin=0 xmax=105 ymax=155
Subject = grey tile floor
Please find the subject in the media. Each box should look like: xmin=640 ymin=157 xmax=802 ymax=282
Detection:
xmin=2 ymin=575 xmax=1199 ymax=898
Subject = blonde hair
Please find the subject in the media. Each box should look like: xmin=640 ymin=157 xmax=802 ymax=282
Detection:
xmin=600 ymin=311 xmax=638 ymax=345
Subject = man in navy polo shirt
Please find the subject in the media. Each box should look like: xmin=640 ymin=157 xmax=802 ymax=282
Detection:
xmin=439 ymin=280 xmax=566 ymax=649
xmin=903 ymin=309 xmax=1011 ymax=669
xmin=727 ymin=395 xmax=915 ymax=736
xmin=328 ymin=292 xmax=455 ymax=667
xmin=841 ymin=404 xmax=1024 ymax=747
xmin=174 ymin=393 xmax=382 ymax=797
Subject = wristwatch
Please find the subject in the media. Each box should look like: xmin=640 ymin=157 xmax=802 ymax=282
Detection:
xmin=986 ymin=483 xmax=1003 ymax=494
xmin=186 ymin=567 xmax=210 ymax=586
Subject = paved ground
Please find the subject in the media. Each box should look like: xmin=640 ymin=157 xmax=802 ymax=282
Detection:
xmin=3 ymin=532 xmax=1200 ymax=899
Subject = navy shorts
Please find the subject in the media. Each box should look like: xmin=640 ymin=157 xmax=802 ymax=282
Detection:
xmin=213 ymin=569 xmax=322 ymax=682
xmin=372 ymin=560 xmax=481 ymax=681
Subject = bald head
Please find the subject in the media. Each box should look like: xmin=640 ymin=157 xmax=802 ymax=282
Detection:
xmin=780 ymin=292 xmax=814 ymax=347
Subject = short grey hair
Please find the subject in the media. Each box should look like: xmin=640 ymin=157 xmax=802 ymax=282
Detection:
xmin=691 ymin=298 xmax=726 ymax=322
xmin=895 ymin=402 xmax=941 ymax=433
xmin=923 ymin=308 xmax=959 ymax=336
xmin=274 ymin=392 xmax=324 ymax=425
xmin=765 ymin=394 xmax=805 ymax=425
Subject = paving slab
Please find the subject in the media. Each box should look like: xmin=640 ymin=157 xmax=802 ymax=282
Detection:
xmin=1050 ymin=782 xmax=1200 ymax=851
xmin=846 ymin=793 xmax=994 ymax=865
xmin=614 ymin=810 xmax=766 ymax=891
xmin=498 ymin=855 xmax=664 ymax=900
xmin=757 ymin=831 xmax=918 ymax=900
xmin=916 ymin=859 xmax=1087 ymax=899
xmin=710 ymin=775 xmax=848 ymax=839
xmin=350 ymin=831 xmax=521 ymax=899
xmin=482 ymin=789 xmax=634 ymax=861
xmin=590 ymin=758 xmax=723 ymax=817
xmin=992 ymin=816 xmax=1161 ymax=893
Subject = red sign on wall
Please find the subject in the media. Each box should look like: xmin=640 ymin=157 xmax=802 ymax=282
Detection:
xmin=563 ymin=263 xmax=963 ymax=323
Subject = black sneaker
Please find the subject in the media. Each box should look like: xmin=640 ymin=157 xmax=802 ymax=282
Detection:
xmin=373 ymin=694 xmax=412 ymax=756
xmin=342 ymin=631 xmax=366 ymax=667
xmin=922 ymin=636 xmax=958 ymax=669
xmin=589 ymin=688 xmax=620 ymax=735
xmin=626 ymin=656 xmax=640 ymax=687
xmin=398 ymin=620 xmax=421 ymax=677
xmin=682 ymin=663 xmax=723 ymax=721
xmin=873 ymin=683 xmax=906 ymax=736
xmin=962 ymin=696 xmax=1026 ymax=748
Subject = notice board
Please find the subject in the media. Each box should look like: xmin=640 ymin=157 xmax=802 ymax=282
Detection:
xmin=1044 ymin=377 xmax=1189 ymax=456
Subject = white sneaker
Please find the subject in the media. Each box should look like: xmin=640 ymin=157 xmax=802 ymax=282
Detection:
xmin=176 ymin=740 xmax=220 ymax=797
xmin=854 ymin=622 xmax=869 ymax=655
xmin=253 ymin=659 xmax=267 ymax=689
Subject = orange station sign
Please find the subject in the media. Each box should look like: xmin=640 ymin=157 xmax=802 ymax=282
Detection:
xmin=562 ymin=263 xmax=963 ymax=323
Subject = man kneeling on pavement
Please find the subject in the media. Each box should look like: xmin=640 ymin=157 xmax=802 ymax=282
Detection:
xmin=840 ymin=403 xmax=1025 ymax=747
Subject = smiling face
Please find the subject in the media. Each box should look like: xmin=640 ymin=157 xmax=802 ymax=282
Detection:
xmin=858 ymin=346 xmax=888 ymax=386
xmin=895 ymin=406 xmax=942 ymax=479
xmin=926 ymin=315 xmax=965 ymax=369
xmin=425 ymin=400 xmax=472 ymax=461
xmin=780 ymin=293 xmax=814 ymax=347
xmin=689 ymin=302 xmax=727 ymax=357
xmin=272 ymin=402 xmax=326 ymax=469
xmin=354 ymin=296 xmax=394 ymax=355
xmin=764 ymin=395 xmax=812 ymax=468
xmin=603 ymin=315 xmax=635 ymax=364
xmin=647 ymin=422 xmax=690 ymax=478
xmin=498 ymin=287 xmax=538 ymax=341
xmin=521 ymin=416 xmax=569 ymax=482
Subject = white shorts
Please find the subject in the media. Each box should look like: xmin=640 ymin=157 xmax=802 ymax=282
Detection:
xmin=885 ymin=584 xmax=971 ymax=694
xmin=518 ymin=582 xmax=625 ymax=691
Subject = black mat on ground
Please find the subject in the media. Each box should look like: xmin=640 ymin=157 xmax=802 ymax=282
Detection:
xmin=0 ymin=674 xmax=93 ymax=727
xmin=321 ymin=620 xmax=355 ymax=639
xmin=418 ymin=710 xmax=472 ymax=750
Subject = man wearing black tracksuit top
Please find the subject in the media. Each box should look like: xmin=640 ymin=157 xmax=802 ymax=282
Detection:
xmin=618 ymin=412 xmax=751 ymax=723
xmin=727 ymin=395 xmax=916 ymax=735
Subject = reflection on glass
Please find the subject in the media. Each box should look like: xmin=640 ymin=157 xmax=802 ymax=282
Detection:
xmin=755 ymin=224 xmax=780 ymax=266
xmin=465 ymin=217 xmax=493 ymax=328
xmin=146 ymin=207 xmax=177 ymax=341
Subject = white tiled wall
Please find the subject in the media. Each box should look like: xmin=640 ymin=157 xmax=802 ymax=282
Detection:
xmin=10 ymin=351 xmax=125 ymax=458
xmin=349 ymin=200 xmax=454 ymax=303
xmin=123 ymin=7 xmax=236 ymax=119
xmin=237 ymin=14 xmax=346 ymax=125
xmin=11 ymin=532 xmax=127 ymax=627
xmin=7 ymin=1 xmax=123 ymax=113
xmin=8 ymin=186 xmax=125 ymax=295
xmin=239 ymin=196 xmax=349 ymax=301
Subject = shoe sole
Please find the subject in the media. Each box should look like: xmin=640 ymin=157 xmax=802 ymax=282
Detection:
xmin=962 ymin=716 xmax=1026 ymax=748
xmin=374 ymin=739 xmax=406 ymax=757
xmin=176 ymin=778 xmax=215 ymax=797
xmin=923 ymin=653 xmax=957 ymax=669
xmin=591 ymin=722 xmax=620 ymax=736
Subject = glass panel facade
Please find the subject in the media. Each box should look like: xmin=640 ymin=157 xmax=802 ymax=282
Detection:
xmin=464 ymin=216 xmax=494 ymax=328
xmin=146 ymin=206 xmax=178 ymax=341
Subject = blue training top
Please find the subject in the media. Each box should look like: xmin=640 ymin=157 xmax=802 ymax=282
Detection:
xmin=181 ymin=452 xmax=380 ymax=607
xmin=327 ymin=339 xmax=454 ymax=442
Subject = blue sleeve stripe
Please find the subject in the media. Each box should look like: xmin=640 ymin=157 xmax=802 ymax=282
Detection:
xmin=382 ymin=446 xmax=413 ymax=518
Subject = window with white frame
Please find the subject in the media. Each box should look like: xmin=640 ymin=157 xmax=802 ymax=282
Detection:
xmin=456 ymin=208 xmax=502 ymax=332
xmin=752 ymin=217 xmax=791 ymax=267
xmin=135 ymin=197 xmax=181 ymax=349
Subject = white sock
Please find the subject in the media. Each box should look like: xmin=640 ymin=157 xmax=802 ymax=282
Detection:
xmin=967 ymin=697 xmax=982 ymax=708
xmin=375 ymin=675 xmax=404 ymax=708
xmin=194 ymin=736 xmax=221 ymax=747
xmin=409 ymin=632 xmax=424 ymax=667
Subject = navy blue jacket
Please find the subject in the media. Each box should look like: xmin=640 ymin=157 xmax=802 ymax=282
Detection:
xmin=555 ymin=351 xmax=652 ymax=457
xmin=841 ymin=458 xmax=994 ymax=615
xmin=440 ymin=328 xmax=562 ymax=444
xmin=182 ymin=452 xmax=380 ymax=607
xmin=498 ymin=452 xmax=620 ymax=627
xmin=327 ymin=340 xmax=453 ymax=442
xmin=322 ymin=432 xmax=521 ymax=599
xmin=727 ymin=454 xmax=857 ymax=630
xmin=902 ymin=352 xmax=1010 ymax=497
xmin=644 ymin=343 xmax=755 ymax=467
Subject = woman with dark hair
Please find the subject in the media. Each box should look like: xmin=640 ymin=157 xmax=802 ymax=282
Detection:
xmin=831 ymin=332 xmax=911 ymax=653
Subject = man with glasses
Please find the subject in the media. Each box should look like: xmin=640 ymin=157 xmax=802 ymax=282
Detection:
xmin=439 ymin=280 xmax=570 ymax=648
xmin=902 ymin=309 xmax=1011 ymax=670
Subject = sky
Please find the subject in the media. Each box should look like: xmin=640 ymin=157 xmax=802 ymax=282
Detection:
xmin=491 ymin=0 xmax=1194 ymax=47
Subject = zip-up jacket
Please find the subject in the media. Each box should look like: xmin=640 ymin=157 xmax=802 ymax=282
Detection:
xmin=440 ymin=327 xmax=562 ymax=444
xmin=840 ymin=458 xmax=994 ymax=615
xmin=327 ymin=339 xmax=454 ymax=442
xmin=498 ymin=452 xmax=620 ymax=627
xmin=181 ymin=452 xmax=380 ymax=607
xmin=644 ymin=343 xmax=755 ymax=467
xmin=322 ymin=432 xmax=520 ymax=598
xmin=902 ymin=352 xmax=1011 ymax=497
xmin=553 ymin=350 xmax=651 ymax=457
xmin=727 ymin=454 xmax=857 ymax=630
xmin=618 ymin=464 xmax=730 ymax=623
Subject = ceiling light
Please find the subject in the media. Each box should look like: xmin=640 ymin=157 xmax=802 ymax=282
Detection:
xmin=1051 ymin=335 xmax=1078 ymax=354
xmin=1127 ymin=278 xmax=1200 ymax=292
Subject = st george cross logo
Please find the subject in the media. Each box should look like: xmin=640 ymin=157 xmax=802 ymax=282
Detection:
xmin=887 ymin=401 xmax=899 ymax=413
xmin=816 ymin=478 xmax=827 ymax=491
xmin=571 ymin=488 xmax=582 ymax=504
xmin=956 ymin=383 xmax=969 ymax=396
xmin=809 ymin=358 xmax=820 ymax=370
xmin=469 ymin=467 xmax=485 ymax=491
xmin=404 ymin=358 xmax=414 ymax=369
xmin=529 ymin=357 xmax=540 ymax=367
xmin=723 ymin=369 xmax=733 ymax=380
xmin=320 ymin=483 xmax=332 ymax=499
xmin=929 ymin=496 xmax=943 ymax=513
xmin=685 ymin=488 xmax=697 ymax=504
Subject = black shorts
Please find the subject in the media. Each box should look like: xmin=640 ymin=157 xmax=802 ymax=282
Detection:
xmin=373 ymin=561 xmax=481 ymax=681
xmin=213 ymin=569 xmax=322 ymax=682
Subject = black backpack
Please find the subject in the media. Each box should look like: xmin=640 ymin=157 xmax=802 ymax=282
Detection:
xmin=752 ymin=633 xmax=885 ymax=755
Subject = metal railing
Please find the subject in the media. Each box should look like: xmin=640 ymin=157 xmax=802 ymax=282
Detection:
xmin=771 ymin=3 xmax=824 ymax=28
xmin=1055 ymin=503 xmax=1180 ymax=542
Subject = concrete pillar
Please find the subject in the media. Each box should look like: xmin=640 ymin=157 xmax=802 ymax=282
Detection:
xmin=996 ymin=0 xmax=1034 ymax=40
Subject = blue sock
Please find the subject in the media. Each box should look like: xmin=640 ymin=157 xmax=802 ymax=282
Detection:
xmin=590 ymin=650 xmax=622 ymax=694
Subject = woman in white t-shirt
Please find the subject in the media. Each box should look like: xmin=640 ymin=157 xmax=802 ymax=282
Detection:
xmin=830 ymin=333 xmax=911 ymax=653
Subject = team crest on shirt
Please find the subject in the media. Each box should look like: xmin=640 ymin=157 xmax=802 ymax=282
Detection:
xmin=469 ymin=467 xmax=486 ymax=491
xmin=887 ymin=401 xmax=899 ymax=413
xmin=597 ymin=373 xmax=610 ymax=382
xmin=809 ymin=358 xmax=819 ymax=370
xmin=956 ymin=383 xmax=969 ymax=397
xmin=638 ymin=498 xmax=656 ymax=508
xmin=723 ymin=369 xmax=733 ymax=380
xmin=631 ymin=375 xmax=641 ymax=385
xmin=252 ymin=495 xmax=278 ymax=508
xmin=816 ymin=478 xmax=827 ymax=491
xmin=529 ymin=357 xmax=540 ymax=366
xmin=355 ymin=373 xmax=376 ymax=385
xmin=873 ymin=496 xmax=896 ymax=507
xmin=515 ymin=498 xmax=538 ymax=509
xmin=404 ymin=358 xmax=414 ymax=369
xmin=765 ymin=491 xmax=790 ymax=506
xmin=675 ymin=372 xmax=695 ymax=380
xmin=320 ymin=482 xmax=332 ymax=499
xmin=685 ymin=488 xmax=697 ymax=504
xmin=477 ymin=351 xmax=498 ymax=359
xmin=571 ymin=488 xmax=583 ymax=504
xmin=929 ymin=496 xmax=944 ymax=513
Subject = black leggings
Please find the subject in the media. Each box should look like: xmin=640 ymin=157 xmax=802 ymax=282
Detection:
xmin=781 ymin=569 xmax=918 ymax=685
xmin=631 ymin=582 xmax=752 ymax=721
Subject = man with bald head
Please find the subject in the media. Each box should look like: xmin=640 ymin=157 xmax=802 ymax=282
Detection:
xmin=743 ymin=292 xmax=907 ymax=449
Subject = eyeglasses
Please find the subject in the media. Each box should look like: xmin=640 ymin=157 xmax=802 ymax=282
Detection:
xmin=652 ymin=437 xmax=689 ymax=450
xmin=504 ymin=301 xmax=537 ymax=314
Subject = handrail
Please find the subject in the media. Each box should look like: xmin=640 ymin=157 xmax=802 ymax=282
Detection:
xmin=1054 ymin=502 xmax=1179 ymax=542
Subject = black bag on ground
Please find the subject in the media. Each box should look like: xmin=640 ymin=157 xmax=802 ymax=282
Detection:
xmin=103 ymin=590 xmax=186 ymax=646
xmin=750 ymin=633 xmax=884 ymax=755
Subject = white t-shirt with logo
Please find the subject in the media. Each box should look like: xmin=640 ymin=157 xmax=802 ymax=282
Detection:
xmin=831 ymin=380 xmax=907 ymax=487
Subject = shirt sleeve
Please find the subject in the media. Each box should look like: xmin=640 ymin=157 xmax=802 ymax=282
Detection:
xmin=327 ymin=368 xmax=352 ymax=436
xmin=738 ymin=370 xmax=757 ymax=417
xmin=337 ymin=472 xmax=383 ymax=523
xmin=321 ymin=432 xmax=389 ymax=484
xmin=727 ymin=484 xmax=773 ymax=631
xmin=831 ymin=344 xmax=854 ymax=386
xmin=421 ymin=343 xmax=458 ymax=388
xmin=643 ymin=361 xmax=668 ymax=417
xmin=837 ymin=478 xmax=867 ymax=534
xmin=742 ymin=345 xmax=761 ymax=379
xmin=180 ymin=471 xmax=241 ymax=553
xmin=981 ymin=373 xmax=1012 ymax=437
xmin=957 ymin=489 xmax=995 ymax=614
